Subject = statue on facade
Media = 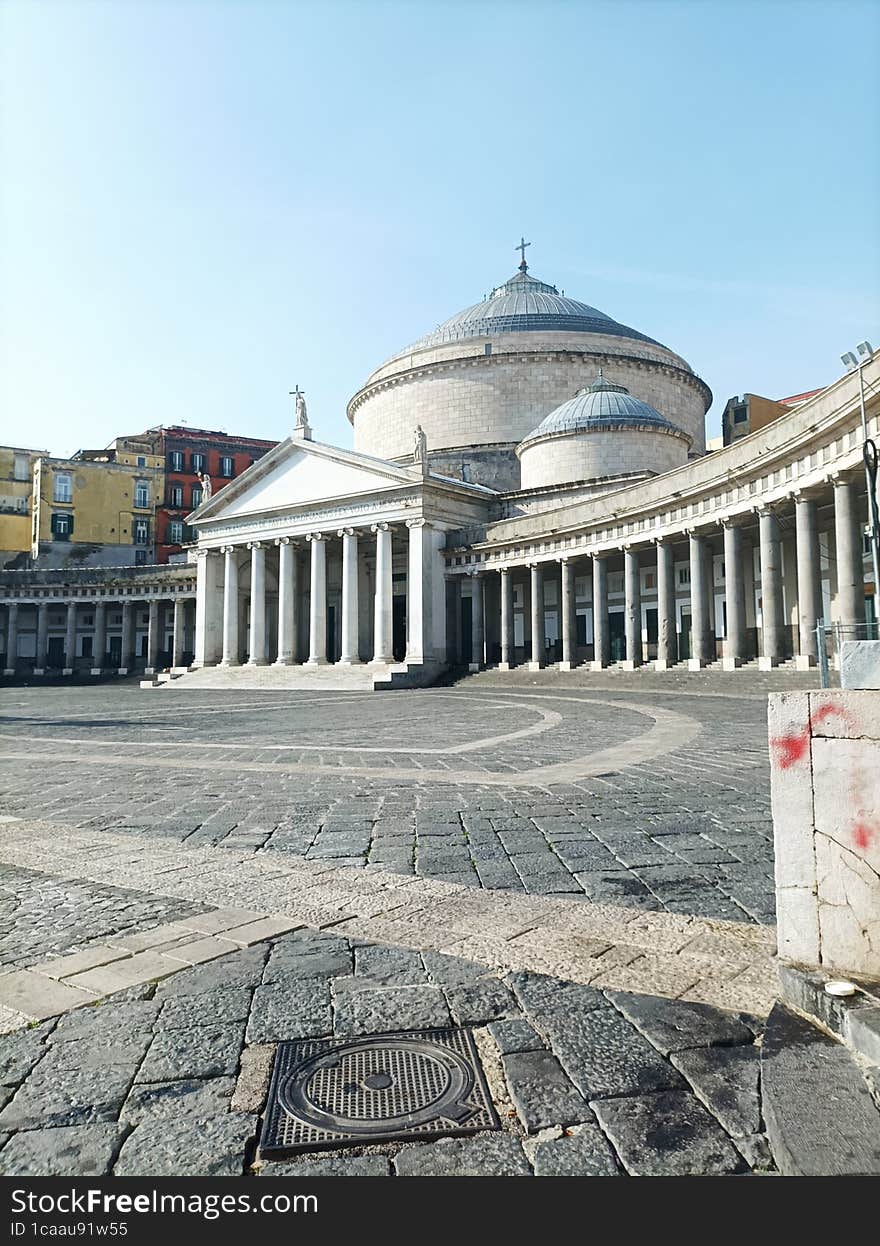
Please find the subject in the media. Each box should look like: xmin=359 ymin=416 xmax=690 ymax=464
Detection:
xmin=290 ymin=385 xmax=311 ymax=439
xmin=198 ymin=471 xmax=212 ymax=500
xmin=413 ymin=424 xmax=428 ymax=471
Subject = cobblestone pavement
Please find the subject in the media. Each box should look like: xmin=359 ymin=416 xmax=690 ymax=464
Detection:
xmin=0 ymin=677 xmax=789 ymax=1175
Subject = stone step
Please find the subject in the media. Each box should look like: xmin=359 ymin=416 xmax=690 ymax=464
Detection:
xmin=152 ymin=660 xmax=445 ymax=693
xmin=779 ymin=964 xmax=880 ymax=1084
xmin=761 ymin=1001 xmax=880 ymax=1175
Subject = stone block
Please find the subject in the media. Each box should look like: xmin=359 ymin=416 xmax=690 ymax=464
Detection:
xmin=840 ymin=640 xmax=880 ymax=689
xmin=0 ymin=1124 xmax=127 ymax=1176
xmin=0 ymin=970 xmax=99 ymax=1021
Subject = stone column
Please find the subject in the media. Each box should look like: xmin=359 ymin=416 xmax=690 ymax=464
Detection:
xmin=4 ymin=602 xmax=19 ymax=675
xmin=246 ymin=542 xmax=267 ymax=665
xmin=172 ymin=597 xmax=186 ymax=668
xmin=63 ymin=601 xmax=77 ymax=674
xmin=559 ymin=558 xmax=576 ymax=670
xmin=499 ymin=567 xmax=513 ymax=670
xmin=306 ymin=533 xmax=328 ymax=665
xmin=591 ymin=555 xmax=610 ymax=670
xmin=145 ymin=599 xmax=160 ymax=673
xmin=655 ymin=539 xmax=676 ymax=669
xmin=722 ymin=522 xmax=747 ymax=670
xmin=528 ymin=563 xmax=544 ymax=670
xmin=758 ymin=508 xmax=784 ymax=669
xmin=221 ymin=546 xmax=240 ymax=666
xmin=274 ymin=538 xmax=297 ymax=665
xmin=795 ymin=495 xmax=821 ymax=669
xmin=194 ymin=550 xmax=222 ymax=667
xmin=120 ymin=600 xmax=135 ymax=673
xmin=90 ymin=600 xmax=106 ymax=674
xmin=469 ymin=571 xmax=484 ymax=672
xmin=623 ymin=547 xmax=642 ymax=669
xmin=833 ymin=477 xmax=864 ymax=629
xmin=406 ymin=519 xmax=435 ymax=666
xmin=371 ymin=523 xmax=393 ymax=664
xmin=338 ymin=528 xmax=360 ymax=664
xmin=689 ymin=533 xmax=712 ymax=667
xmin=35 ymin=602 xmax=49 ymax=673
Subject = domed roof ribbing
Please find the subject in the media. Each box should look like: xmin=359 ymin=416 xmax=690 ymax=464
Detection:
xmin=521 ymin=371 xmax=688 ymax=443
xmin=398 ymin=265 xmax=665 ymax=353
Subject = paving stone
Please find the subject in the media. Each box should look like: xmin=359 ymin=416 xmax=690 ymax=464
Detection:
xmin=0 ymin=1124 xmax=128 ymax=1176
xmin=67 ymin=952 xmax=181 ymax=996
xmin=160 ymin=937 xmax=240 ymax=966
xmin=215 ymin=916 xmax=303 ymax=947
xmin=0 ymin=970 xmax=99 ymax=1020
xmin=154 ymin=947 xmax=267 ymax=998
xmin=332 ymin=985 xmax=451 ymax=1036
xmin=591 ymin=1090 xmax=746 ymax=1175
xmin=671 ymin=1044 xmax=762 ymax=1138
xmin=532 ymin=1122 xmax=620 ymax=1176
xmin=136 ymin=1024 xmax=246 ymax=1081
xmin=0 ymin=1023 xmax=54 ymax=1083
xmin=263 ymin=939 xmax=352 ymax=983
xmin=113 ymin=1113 xmax=257 ymax=1176
xmin=122 ymin=1077 xmax=236 ymax=1123
xmin=542 ymin=1003 xmax=684 ymax=1100
xmin=108 ymin=921 xmax=205 ymax=952
xmin=421 ymin=952 xmax=488 ymax=985
xmin=352 ymin=945 xmax=427 ymax=985
xmin=247 ymin=977 xmax=332 ymax=1043
xmin=487 ymin=1018 xmax=545 ymax=1055
xmin=258 ymin=1154 xmax=391 ymax=1176
xmin=606 ymin=992 xmax=755 ymax=1055
xmin=231 ymin=1044 xmax=274 ymax=1113
xmin=50 ymin=999 xmax=161 ymax=1042
xmin=502 ymin=1049 xmax=589 ymax=1133
xmin=393 ymin=1132 xmax=531 ymax=1176
xmin=445 ymin=978 xmax=518 ymax=1026
xmin=38 ymin=1033 xmax=152 ymax=1071
xmin=0 ymin=1064 xmax=135 ymax=1130
xmin=33 ymin=945 xmax=131 ymax=980
xmin=159 ymin=987 xmax=252 ymax=1030
xmin=508 ymin=970 xmax=605 ymax=1020
xmin=180 ymin=908 xmax=264 ymax=935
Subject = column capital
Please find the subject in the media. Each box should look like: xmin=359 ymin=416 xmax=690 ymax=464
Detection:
xmin=275 ymin=535 xmax=289 ymax=546
xmin=337 ymin=526 xmax=357 ymax=538
xmin=467 ymin=566 xmax=483 ymax=579
xmin=220 ymin=544 xmax=238 ymax=555
xmin=246 ymin=540 xmax=263 ymax=551
xmin=306 ymin=531 xmax=326 ymax=543
xmin=405 ymin=517 xmax=429 ymax=530
xmin=370 ymin=522 xmax=390 ymax=534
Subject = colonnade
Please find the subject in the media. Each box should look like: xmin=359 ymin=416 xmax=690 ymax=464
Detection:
xmin=461 ymin=478 xmax=872 ymax=671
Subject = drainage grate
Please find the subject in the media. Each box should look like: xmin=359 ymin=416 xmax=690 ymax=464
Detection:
xmin=259 ymin=1027 xmax=499 ymax=1157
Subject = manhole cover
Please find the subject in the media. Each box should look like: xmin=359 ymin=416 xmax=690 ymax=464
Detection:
xmin=259 ymin=1027 xmax=499 ymax=1157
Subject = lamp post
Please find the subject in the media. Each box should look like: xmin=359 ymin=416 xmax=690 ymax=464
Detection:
xmin=841 ymin=341 xmax=880 ymax=627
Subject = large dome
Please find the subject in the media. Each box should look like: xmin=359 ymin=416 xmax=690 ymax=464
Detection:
xmin=348 ymin=252 xmax=711 ymax=491
xmin=399 ymin=268 xmax=663 ymax=355
xmin=522 ymin=372 xmax=683 ymax=441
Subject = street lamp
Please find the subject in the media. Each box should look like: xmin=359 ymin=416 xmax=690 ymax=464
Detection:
xmin=842 ymin=341 xmax=879 ymax=622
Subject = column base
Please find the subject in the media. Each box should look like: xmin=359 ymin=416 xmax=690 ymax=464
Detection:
xmin=144 ymin=666 xmax=156 ymax=676
xmin=116 ymin=668 xmax=128 ymax=676
xmin=272 ymin=657 xmax=293 ymax=667
xmin=219 ymin=660 xmax=240 ymax=668
xmin=368 ymin=657 xmax=392 ymax=667
xmin=467 ymin=662 xmax=481 ymax=672
xmin=688 ymin=658 xmax=709 ymax=670
xmin=591 ymin=660 xmax=608 ymax=671
xmin=337 ymin=658 xmax=363 ymax=666
xmin=246 ymin=659 xmax=268 ymax=667
xmin=620 ymin=659 xmax=641 ymax=671
xmin=722 ymin=657 xmax=743 ymax=671
xmin=90 ymin=668 xmax=105 ymax=676
xmin=497 ymin=661 xmax=512 ymax=671
xmin=526 ymin=661 xmax=543 ymax=671
xmin=557 ymin=660 xmax=574 ymax=671
xmin=654 ymin=659 xmax=672 ymax=671
xmin=62 ymin=668 xmax=74 ymax=676
xmin=758 ymin=656 xmax=780 ymax=671
xmin=3 ymin=668 xmax=15 ymax=677
xmin=794 ymin=654 xmax=817 ymax=670
xmin=170 ymin=666 xmax=190 ymax=676
xmin=305 ymin=658 xmax=328 ymax=667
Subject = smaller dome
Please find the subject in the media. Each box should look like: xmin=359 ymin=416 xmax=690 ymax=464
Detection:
xmin=520 ymin=371 xmax=686 ymax=445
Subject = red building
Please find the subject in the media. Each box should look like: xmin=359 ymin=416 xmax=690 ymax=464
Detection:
xmin=153 ymin=426 xmax=278 ymax=563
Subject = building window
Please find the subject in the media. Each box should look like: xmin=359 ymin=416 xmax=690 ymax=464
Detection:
xmin=169 ymin=520 xmax=184 ymax=544
xmin=13 ymin=454 xmax=29 ymax=481
xmin=54 ymin=473 xmax=72 ymax=503
xmin=191 ymin=485 xmax=203 ymax=509
xmin=220 ymin=455 xmax=234 ymax=477
xmin=169 ymin=450 xmax=184 ymax=472
xmin=136 ymin=455 xmax=146 ymax=468
xmin=134 ymin=519 xmax=149 ymax=545
xmin=168 ymin=484 xmax=183 ymax=508
xmin=51 ymin=512 xmax=72 ymax=539
xmin=191 ymin=452 xmax=206 ymax=473
xmin=733 ymin=405 xmax=748 ymax=424
xmin=135 ymin=549 xmax=147 ymax=565
xmin=678 ymin=567 xmax=691 ymax=586
xmin=134 ymin=480 xmax=150 ymax=508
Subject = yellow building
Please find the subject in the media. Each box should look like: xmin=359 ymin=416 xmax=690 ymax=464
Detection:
xmin=32 ymin=440 xmax=165 ymax=568
xmin=0 ymin=445 xmax=49 ymax=569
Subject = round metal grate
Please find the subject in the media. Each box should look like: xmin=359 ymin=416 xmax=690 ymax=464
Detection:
xmin=278 ymin=1035 xmax=477 ymax=1136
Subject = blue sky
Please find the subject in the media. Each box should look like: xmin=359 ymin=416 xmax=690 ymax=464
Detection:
xmin=2 ymin=0 xmax=878 ymax=455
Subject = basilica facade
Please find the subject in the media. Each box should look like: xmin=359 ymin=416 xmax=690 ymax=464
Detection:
xmin=1 ymin=255 xmax=877 ymax=683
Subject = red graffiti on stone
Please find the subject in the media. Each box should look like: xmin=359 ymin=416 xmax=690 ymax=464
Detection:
xmin=770 ymin=701 xmax=848 ymax=771
xmin=852 ymin=823 xmax=873 ymax=852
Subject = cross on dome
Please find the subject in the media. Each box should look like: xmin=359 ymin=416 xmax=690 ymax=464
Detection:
xmin=516 ymin=236 xmax=531 ymax=271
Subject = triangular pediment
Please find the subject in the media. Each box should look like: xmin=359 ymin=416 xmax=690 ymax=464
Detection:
xmin=191 ymin=437 xmax=421 ymax=525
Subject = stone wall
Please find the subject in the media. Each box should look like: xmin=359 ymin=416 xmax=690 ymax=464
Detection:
xmin=518 ymin=426 xmax=690 ymax=491
xmin=769 ymin=690 xmax=880 ymax=977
